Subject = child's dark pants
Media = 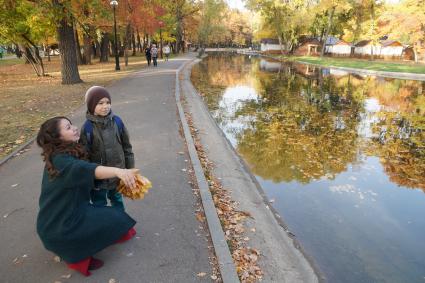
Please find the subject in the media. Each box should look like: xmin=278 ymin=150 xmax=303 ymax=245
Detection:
xmin=91 ymin=189 xmax=124 ymax=211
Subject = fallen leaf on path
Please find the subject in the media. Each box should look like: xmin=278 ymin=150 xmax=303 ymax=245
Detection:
xmin=211 ymin=275 xmax=218 ymax=280
xmin=197 ymin=272 xmax=207 ymax=277
xmin=61 ymin=274 xmax=71 ymax=279
xmin=196 ymin=212 xmax=205 ymax=222
xmin=11 ymin=184 xmax=19 ymax=188
xmin=53 ymin=256 xmax=61 ymax=262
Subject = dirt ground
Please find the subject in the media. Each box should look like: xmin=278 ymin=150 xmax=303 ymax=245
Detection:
xmin=0 ymin=54 xmax=147 ymax=159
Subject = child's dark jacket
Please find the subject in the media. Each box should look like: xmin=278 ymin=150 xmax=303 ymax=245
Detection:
xmin=80 ymin=111 xmax=134 ymax=190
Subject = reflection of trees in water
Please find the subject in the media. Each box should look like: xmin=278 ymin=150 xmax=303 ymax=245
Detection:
xmin=235 ymin=68 xmax=362 ymax=183
xmin=191 ymin=53 xmax=254 ymax=111
xmin=191 ymin=54 xmax=425 ymax=189
xmin=354 ymin=78 xmax=425 ymax=192
xmin=368 ymin=111 xmax=425 ymax=192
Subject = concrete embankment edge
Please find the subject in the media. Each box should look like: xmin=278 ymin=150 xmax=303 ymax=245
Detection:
xmin=175 ymin=60 xmax=240 ymax=283
xmin=0 ymin=137 xmax=36 ymax=167
xmin=181 ymin=58 xmax=321 ymax=282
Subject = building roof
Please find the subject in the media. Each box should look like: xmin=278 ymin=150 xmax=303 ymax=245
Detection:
xmin=260 ymin=38 xmax=280 ymax=44
xmin=325 ymin=36 xmax=340 ymax=45
xmin=380 ymin=40 xmax=402 ymax=47
xmin=335 ymin=40 xmax=352 ymax=46
xmin=355 ymin=40 xmax=372 ymax=47
xmin=326 ymin=38 xmax=352 ymax=46
xmin=299 ymin=37 xmax=321 ymax=45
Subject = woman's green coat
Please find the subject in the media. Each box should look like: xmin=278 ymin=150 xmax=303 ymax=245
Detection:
xmin=36 ymin=154 xmax=136 ymax=263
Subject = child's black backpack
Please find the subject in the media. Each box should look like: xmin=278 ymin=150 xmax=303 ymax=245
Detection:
xmin=82 ymin=115 xmax=124 ymax=150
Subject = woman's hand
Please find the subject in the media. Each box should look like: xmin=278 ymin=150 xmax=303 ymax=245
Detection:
xmin=116 ymin=168 xmax=139 ymax=190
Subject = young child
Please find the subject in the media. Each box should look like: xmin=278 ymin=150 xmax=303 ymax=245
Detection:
xmin=80 ymin=86 xmax=134 ymax=211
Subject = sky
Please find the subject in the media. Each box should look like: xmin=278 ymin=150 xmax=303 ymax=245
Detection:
xmin=225 ymin=0 xmax=401 ymax=11
xmin=225 ymin=0 xmax=247 ymax=11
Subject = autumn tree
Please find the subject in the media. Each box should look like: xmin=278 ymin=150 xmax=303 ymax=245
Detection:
xmin=196 ymin=0 xmax=226 ymax=48
xmin=0 ymin=0 xmax=52 ymax=76
xmin=247 ymin=0 xmax=312 ymax=54
xmin=313 ymin=0 xmax=353 ymax=57
xmin=223 ymin=9 xmax=253 ymax=47
xmin=377 ymin=0 xmax=425 ymax=62
xmin=163 ymin=0 xmax=199 ymax=53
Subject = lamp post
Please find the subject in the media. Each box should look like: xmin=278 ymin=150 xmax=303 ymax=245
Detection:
xmin=110 ymin=0 xmax=120 ymax=71
xmin=158 ymin=20 xmax=164 ymax=59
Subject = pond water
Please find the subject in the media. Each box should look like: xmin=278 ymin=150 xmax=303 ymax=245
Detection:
xmin=191 ymin=54 xmax=425 ymax=283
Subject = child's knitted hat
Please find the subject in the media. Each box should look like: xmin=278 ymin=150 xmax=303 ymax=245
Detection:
xmin=85 ymin=86 xmax=111 ymax=114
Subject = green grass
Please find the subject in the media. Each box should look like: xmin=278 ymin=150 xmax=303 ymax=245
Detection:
xmin=289 ymin=56 xmax=425 ymax=74
xmin=0 ymin=57 xmax=25 ymax=66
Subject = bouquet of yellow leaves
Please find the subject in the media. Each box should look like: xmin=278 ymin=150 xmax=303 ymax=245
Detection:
xmin=117 ymin=174 xmax=152 ymax=200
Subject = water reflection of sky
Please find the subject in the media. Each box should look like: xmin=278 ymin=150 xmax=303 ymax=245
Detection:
xmin=192 ymin=55 xmax=425 ymax=283
xmin=259 ymin=157 xmax=425 ymax=283
xmin=214 ymin=85 xmax=258 ymax=145
xmin=358 ymin=98 xmax=381 ymax=138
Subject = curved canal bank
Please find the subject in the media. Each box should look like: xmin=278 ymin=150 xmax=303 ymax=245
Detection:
xmin=181 ymin=58 xmax=321 ymax=282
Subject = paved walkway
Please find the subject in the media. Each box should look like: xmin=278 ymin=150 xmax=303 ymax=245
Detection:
xmin=0 ymin=54 xmax=214 ymax=282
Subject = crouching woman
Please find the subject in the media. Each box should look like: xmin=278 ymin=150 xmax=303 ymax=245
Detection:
xmin=36 ymin=116 xmax=138 ymax=276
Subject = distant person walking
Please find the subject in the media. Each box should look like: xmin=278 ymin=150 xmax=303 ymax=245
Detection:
xmin=163 ymin=44 xmax=171 ymax=61
xmin=151 ymin=44 xmax=158 ymax=67
xmin=144 ymin=45 xmax=151 ymax=66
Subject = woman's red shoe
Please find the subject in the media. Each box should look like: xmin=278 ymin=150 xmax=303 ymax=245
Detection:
xmin=115 ymin=227 xmax=137 ymax=244
xmin=67 ymin=257 xmax=104 ymax=276
xmin=88 ymin=258 xmax=104 ymax=270
xmin=67 ymin=257 xmax=91 ymax=276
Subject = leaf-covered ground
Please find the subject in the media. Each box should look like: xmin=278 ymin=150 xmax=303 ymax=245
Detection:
xmin=0 ymin=55 xmax=148 ymax=159
xmin=182 ymin=98 xmax=263 ymax=283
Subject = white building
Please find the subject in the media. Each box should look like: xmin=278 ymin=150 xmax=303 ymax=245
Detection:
xmin=260 ymin=38 xmax=281 ymax=53
xmin=325 ymin=38 xmax=352 ymax=56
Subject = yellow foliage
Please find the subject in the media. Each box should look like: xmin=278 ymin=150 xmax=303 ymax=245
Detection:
xmin=117 ymin=174 xmax=152 ymax=200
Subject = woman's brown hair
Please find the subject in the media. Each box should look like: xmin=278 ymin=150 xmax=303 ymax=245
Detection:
xmin=36 ymin=117 xmax=87 ymax=177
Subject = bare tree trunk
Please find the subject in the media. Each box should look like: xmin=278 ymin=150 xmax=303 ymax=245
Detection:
xmin=370 ymin=1 xmax=375 ymax=61
xmin=136 ymin=29 xmax=142 ymax=53
xmin=92 ymin=41 xmax=99 ymax=58
xmin=23 ymin=45 xmax=42 ymax=76
xmin=56 ymin=23 xmax=82 ymax=83
xmin=176 ymin=7 xmax=183 ymax=53
xmin=124 ymin=23 xmax=131 ymax=66
xmin=100 ymin=32 xmax=109 ymax=62
xmin=413 ymin=45 xmax=418 ymax=63
xmin=44 ymin=41 xmax=51 ymax=62
xmin=321 ymin=6 xmax=335 ymax=58
xmin=20 ymin=34 xmax=46 ymax=76
xmin=74 ymin=25 xmax=83 ymax=65
xmin=51 ymin=0 xmax=81 ymax=84
xmin=83 ymin=30 xmax=92 ymax=64
xmin=132 ymin=30 xmax=136 ymax=56
xmin=278 ymin=35 xmax=285 ymax=55
xmin=143 ymin=33 xmax=147 ymax=49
